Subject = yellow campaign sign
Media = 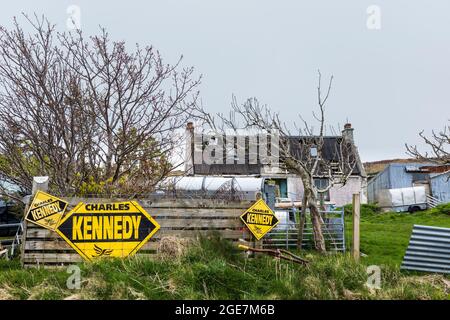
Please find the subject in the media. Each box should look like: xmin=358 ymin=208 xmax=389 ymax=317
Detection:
xmin=55 ymin=201 xmax=160 ymax=261
xmin=25 ymin=191 xmax=68 ymax=231
xmin=240 ymin=199 xmax=279 ymax=240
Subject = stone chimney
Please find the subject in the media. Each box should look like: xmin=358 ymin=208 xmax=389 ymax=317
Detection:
xmin=341 ymin=123 xmax=367 ymax=179
xmin=342 ymin=123 xmax=354 ymax=142
xmin=186 ymin=121 xmax=194 ymax=133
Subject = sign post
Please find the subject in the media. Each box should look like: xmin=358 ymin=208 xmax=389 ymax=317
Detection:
xmin=352 ymin=193 xmax=361 ymax=262
xmin=21 ymin=177 xmax=50 ymax=266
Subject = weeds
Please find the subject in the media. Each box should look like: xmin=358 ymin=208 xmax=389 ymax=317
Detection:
xmin=0 ymin=234 xmax=448 ymax=300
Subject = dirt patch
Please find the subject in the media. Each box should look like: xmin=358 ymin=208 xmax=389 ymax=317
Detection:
xmin=401 ymin=275 xmax=450 ymax=294
xmin=64 ymin=294 xmax=82 ymax=300
xmin=0 ymin=286 xmax=14 ymax=300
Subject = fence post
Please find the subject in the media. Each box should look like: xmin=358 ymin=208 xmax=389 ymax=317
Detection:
xmin=20 ymin=176 xmax=49 ymax=266
xmin=352 ymin=193 xmax=360 ymax=262
xmin=31 ymin=176 xmax=49 ymax=195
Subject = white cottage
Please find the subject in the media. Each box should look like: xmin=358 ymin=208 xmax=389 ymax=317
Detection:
xmin=181 ymin=122 xmax=367 ymax=207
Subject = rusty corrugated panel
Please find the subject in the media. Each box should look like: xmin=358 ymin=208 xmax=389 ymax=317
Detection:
xmin=421 ymin=165 xmax=450 ymax=174
xmin=401 ymin=224 xmax=450 ymax=274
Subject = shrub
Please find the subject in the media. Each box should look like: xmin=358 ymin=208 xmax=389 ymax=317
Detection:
xmin=430 ymin=203 xmax=450 ymax=215
xmin=0 ymin=237 xmax=448 ymax=300
xmin=343 ymin=203 xmax=382 ymax=216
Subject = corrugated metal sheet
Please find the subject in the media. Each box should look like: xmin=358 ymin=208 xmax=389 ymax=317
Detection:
xmin=367 ymin=167 xmax=391 ymax=203
xmin=430 ymin=172 xmax=450 ymax=204
xmin=389 ymin=164 xmax=417 ymax=189
xmin=401 ymin=225 xmax=450 ymax=274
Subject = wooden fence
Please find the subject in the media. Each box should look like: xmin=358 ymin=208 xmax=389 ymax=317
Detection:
xmin=21 ymin=198 xmax=254 ymax=267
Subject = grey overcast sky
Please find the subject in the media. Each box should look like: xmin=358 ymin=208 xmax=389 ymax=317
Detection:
xmin=1 ymin=1 xmax=449 ymax=162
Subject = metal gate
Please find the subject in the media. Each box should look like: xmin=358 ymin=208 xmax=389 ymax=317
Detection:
xmin=262 ymin=208 xmax=345 ymax=252
xmin=0 ymin=221 xmax=23 ymax=259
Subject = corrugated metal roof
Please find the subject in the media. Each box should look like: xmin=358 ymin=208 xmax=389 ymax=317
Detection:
xmin=430 ymin=170 xmax=450 ymax=179
xmin=401 ymin=224 xmax=450 ymax=274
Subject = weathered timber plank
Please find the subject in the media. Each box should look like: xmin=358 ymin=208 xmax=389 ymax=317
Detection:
xmin=24 ymin=241 xmax=159 ymax=251
xmin=151 ymin=208 xmax=244 ymax=218
xmin=25 ymin=228 xmax=60 ymax=239
xmin=25 ymin=218 xmax=243 ymax=239
xmin=24 ymin=229 xmax=252 ymax=252
xmin=22 ymin=253 xmax=83 ymax=263
xmin=63 ymin=198 xmax=253 ymax=209
xmin=22 ymin=252 xmax=172 ymax=266
xmin=158 ymin=218 xmax=242 ymax=228
xmin=26 ymin=228 xmax=250 ymax=242
xmin=22 ymin=239 xmax=254 ymax=266
xmin=24 ymin=240 xmax=71 ymax=250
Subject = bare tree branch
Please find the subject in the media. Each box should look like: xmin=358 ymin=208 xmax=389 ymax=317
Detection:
xmin=0 ymin=14 xmax=204 ymax=196
xmin=406 ymin=122 xmax=450 ymax=165
xmin=204 ymin=71 xmax=356 ymax=252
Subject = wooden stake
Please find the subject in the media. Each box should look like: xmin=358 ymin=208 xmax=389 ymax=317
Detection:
xmin=352 ymin=193 xmax=360 ymax=262
xmin=238 ymin=244 xmax=309 ymax=265
xmin=20 ymin=176 xmax=49 ymax=266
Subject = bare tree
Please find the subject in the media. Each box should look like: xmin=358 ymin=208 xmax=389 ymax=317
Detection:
xmin=0 ymin=14 xmax=203 ymax=196
xmin=406 ymin=122 xmax=450 ymax=165
xmin=208 ymin=71 xmax=357 ymax=252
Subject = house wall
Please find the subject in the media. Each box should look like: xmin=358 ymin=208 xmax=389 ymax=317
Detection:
xmin=287 ymin=177 xmax=303 ymax=201
xmin=286 ymin=176 xmax=364 ymax=207
xmin=329 ymin=176 xmax=365 ymax=206
xmin=430 ymin=174 xmax=450 ymax=204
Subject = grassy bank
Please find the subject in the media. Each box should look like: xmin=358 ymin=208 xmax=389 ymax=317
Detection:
xmin=344 ymin=203 xmax=450 ymax=266
xmin=0 ymin=234 xmax=449 ymax=300
xmin=0 ymin=205 xmax=449 ymax=300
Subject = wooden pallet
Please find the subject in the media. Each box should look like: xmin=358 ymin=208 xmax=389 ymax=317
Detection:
xmin=22 ymin=198 xmax=254 ymax=267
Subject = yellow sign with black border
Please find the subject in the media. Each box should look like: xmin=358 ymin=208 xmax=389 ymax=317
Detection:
xmin=25 ymin=191 xmax=68 ymax=231
xmin=55 ymin=201 xmax=160 ymax=261
xmin=240 ymin=199 xmax=279 ymax=240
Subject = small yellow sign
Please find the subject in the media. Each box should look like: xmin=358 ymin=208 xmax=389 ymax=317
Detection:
xmin=25 ymin=191 xmax=68 ymax=231
xmin=240 ymin=199 xmax=279 ymax=240
xmin=55 ymin=201 xmax=160 ymax=261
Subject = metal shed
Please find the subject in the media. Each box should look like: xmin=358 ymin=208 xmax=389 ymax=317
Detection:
xmin=430 ymin=172 xmax=450 ymax=204
xmin=367 ymin=163 xmax=436 ymax=204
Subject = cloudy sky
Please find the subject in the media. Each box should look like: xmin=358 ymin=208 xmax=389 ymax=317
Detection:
xmin=1 ymin=1 xmax=449 ymax=162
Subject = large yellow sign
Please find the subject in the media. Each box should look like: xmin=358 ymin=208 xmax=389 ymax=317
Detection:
xmin=55 ymin=201 xmax=160 ymax=261
xmin=240 ymin=199 xmax=279 ymax=240
xmin=25 ymin=191 xmax=68 ymax=231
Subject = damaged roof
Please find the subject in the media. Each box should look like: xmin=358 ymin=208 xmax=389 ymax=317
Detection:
xmin=193 ymin=135 xmax=362 ymax=176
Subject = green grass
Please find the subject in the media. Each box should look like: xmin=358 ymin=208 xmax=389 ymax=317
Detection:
xmin=0 ymin=205 xmax=449 ymax=300
xmin=344 ymin=204 xmax=450 ymax=267
xmin=0 ymin=233 xmax=449 ymax=300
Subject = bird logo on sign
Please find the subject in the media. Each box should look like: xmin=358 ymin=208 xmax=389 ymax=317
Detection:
xmin=92 ymin=244 xmax=113 ymax=257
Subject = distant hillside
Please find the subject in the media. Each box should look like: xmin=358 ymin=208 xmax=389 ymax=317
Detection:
xmin=363 ymin=158 xmax=431 ymax=176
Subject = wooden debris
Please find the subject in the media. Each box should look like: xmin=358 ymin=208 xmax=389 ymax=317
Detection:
xmin=238 ymin=244 xmax=309 ymax=265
